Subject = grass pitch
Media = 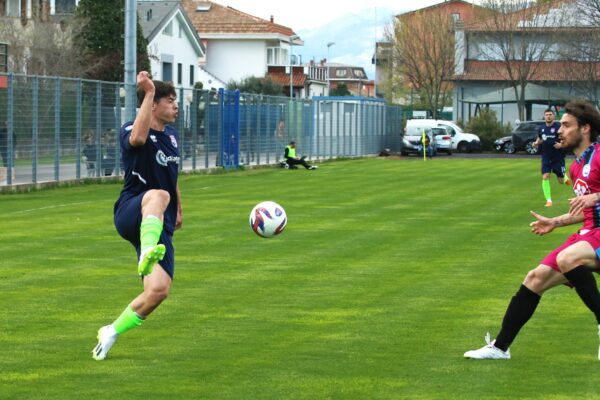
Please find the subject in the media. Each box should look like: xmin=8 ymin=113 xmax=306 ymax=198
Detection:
xmin=1 ymin=156 xmax=599 ymax=399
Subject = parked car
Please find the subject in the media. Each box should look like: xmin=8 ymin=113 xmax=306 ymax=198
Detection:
xmin=401 ymin=129 xmax=437 ymax=157
xmin=431 ymin=127 xmax=452 ymax=155
xmin=405 ymin=119 xmax=481 ymax=152
xmin=510 ymin=121 xmax=547 ymax=155
xmin=494 ymin=136 xmax=516 ymax=154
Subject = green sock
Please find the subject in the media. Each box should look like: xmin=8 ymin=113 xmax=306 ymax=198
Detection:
xmin=542 ymin=179 xmax=551 ymax=201
xmin=140 ymin=215 xmax=163 ymax=251
xmin=112 ymin=305 xmax=144 ymax=335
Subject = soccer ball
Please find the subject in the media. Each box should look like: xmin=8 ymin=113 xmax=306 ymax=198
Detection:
xmin=249 ymin=201 xmax=287 ymax=238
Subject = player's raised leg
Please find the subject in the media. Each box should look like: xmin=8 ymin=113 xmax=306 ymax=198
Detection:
xmin=138 ymin=189 xmax=170 ymax=276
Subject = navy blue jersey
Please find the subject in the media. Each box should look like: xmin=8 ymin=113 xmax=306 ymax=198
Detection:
xmin=115 ymin=121 xmax=180 ymax=234
xmin=538 ymin=122 xmax=563 ymax=160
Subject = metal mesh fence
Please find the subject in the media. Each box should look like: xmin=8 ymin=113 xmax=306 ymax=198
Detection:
xmin=0 ymin=73 xmax=403 ymax=186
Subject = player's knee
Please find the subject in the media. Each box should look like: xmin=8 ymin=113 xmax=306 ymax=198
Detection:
xmin=147 ymin=189 xmax=170 ymax=208
xmin=146 ymin=283 xmax=170 ymax=305
xmin=523 ymin=269 xmax=546 ymax=294
xmin=556 ymin=251 xmax=579 ymax=273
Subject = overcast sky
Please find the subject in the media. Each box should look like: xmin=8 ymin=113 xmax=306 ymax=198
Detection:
xmin=218 ymin=0 xmax=446 ymax=30
xmin=214 ymin=0 xmax=461 ymax=78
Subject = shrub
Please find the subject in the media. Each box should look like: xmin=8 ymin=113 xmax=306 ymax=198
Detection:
xmin=466 ymin=108 xmax=511 ymax=151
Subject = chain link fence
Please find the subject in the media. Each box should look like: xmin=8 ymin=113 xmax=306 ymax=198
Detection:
xmin=0 ymin=73 xmax=403 ymax=186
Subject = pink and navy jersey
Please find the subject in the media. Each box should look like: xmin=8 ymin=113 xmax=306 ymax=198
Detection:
xmin=571 ymin=143 xmax=600 ymax=230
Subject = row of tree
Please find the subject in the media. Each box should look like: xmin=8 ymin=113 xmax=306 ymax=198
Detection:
xmin=0 ymin=0 xmax=149 ymax=81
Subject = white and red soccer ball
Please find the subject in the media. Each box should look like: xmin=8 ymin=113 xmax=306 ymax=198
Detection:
xmin=249 ymin=201 xmax=287 ymax=238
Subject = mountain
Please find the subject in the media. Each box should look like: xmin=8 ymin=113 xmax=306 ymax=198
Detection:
xmin=296 ymin=6 xmax=398 ymax=80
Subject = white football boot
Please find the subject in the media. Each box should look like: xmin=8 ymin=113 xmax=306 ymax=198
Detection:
xmin=464 ymin=333 xmax=511 ymax=359
xmin=92 ymin=325 xmax=118 ymax=361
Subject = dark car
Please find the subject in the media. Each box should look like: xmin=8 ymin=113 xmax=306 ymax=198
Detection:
xmin=493 ymin=136 xmax=516 ymax=154
xmin=511 ymin=121 xmax=545 ymax=155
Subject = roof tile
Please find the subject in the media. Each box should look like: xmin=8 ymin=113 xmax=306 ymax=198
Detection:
xmin=455 ymin=60 xmax=600 ymax=81
xmin=181 ymin=0 xmax=296 ymax=36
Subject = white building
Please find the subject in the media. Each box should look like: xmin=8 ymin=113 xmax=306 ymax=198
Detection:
xmin=182 ymin=0 xmax=303 ymax=95
xmin=138 ymin=1 xmax=205 ymax=90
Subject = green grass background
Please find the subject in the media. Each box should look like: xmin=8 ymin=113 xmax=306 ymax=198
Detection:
xmin=1 ymin=157 xmax=598 ymax=399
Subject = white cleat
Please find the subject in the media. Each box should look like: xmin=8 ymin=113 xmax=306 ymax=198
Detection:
xmin=92 ymin=325 xmax=118 ymax=361
xmin=464 ymin=332 xmax=511 ymax=360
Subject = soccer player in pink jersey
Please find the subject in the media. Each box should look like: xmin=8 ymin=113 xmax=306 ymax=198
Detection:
xmin=465 ymin=100 xmax=600 ymax=359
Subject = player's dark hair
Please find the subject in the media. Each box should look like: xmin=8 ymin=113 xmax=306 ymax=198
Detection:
xmin=564 ymin=99 xmax=600 ymax=142
xmin=136 ymin=80 xmax=176 ymax=107
xmin=544 ymin=108 xmax=553 ymax=114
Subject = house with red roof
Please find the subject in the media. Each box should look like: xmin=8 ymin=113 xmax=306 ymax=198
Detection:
xmin=181 ymin=0 xmax=305 ymax=96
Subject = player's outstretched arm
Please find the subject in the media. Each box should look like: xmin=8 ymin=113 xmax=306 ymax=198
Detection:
xmin=569 ymin=193 xmax=600 ymax=216
xmin=530 ymin=211 xmax=555 ymax=235
xmin=530 ymin=210 xmax=584 ymax=236
xmin=130 ymin=71 xmax=155 ymax=147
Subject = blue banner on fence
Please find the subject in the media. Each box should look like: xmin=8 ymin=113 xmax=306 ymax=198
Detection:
xmin=219 ymin=89 xmax=240 ymax=169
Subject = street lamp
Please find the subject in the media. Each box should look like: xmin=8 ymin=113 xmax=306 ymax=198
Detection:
xmin=289 ymin=34 xmax=299 ymax=98
xmin=326 ymin=42 xmax=335 ymax=96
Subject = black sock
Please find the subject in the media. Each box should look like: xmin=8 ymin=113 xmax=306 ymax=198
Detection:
xmin=494 ymin=284 xmax=541 ymax=351
xmin=564 ymin=266 xmax=600 ymax=324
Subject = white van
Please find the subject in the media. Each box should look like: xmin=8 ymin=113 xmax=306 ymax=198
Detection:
xmin=405 ymin=119 xmax=481 ymax=153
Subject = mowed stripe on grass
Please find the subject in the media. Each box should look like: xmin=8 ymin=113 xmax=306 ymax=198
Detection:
xmin=1 ymin=157 xmax=598 ymax=399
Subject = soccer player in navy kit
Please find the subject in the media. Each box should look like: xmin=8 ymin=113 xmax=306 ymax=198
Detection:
xmin=92 ymin=71 xmax=183 ymax=360
xmin=465 ymin=100 xmax=600 ymax=359
xmin=533 ymin=109 xmax=570 ymax=207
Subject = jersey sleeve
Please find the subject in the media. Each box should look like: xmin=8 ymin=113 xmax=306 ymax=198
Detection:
xmin=119 ymin=122 xmax=135 ymax=152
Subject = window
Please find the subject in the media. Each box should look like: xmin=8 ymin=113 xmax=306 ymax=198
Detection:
xmin=179 ymin=24 xmax=183 ymax=39
xmin=189 ymin=65 xmax=194 ymax=86
xmin=267 ymin=47 xmax=289 ymax=66
xmin=335 ymin=69 xmax=347 ymax=78
xmin=320 ymin=102 xmax=332 ymax=113
xmin=162 ymin=62 xmax=173 ymax=82
xmin=177 ymin=63 xmax=182 ymax=85
xmin=451 ymin=13 xmax=460 ymax=22
xmin=6 ymin=0 xmax=20 ymax=17
xmin=55 ymin=0 xmax=77 ymax=14
xmin=438 ymin=124 xmax=456 ymax=136
xmin=0 ymin=43 xmax=7 ymax=73
xmin=147 ymin=9 xmax=152 ymax=21
xmin=163 ymin=21 xmax=173 ymax=36
xmin=352 ymin=69 xmax=366 ymax=79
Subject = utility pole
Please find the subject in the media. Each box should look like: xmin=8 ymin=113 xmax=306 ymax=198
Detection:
xmin=327 ymin=42 xmax=335 ymax=96
xmin=124 ymin=0 xmax=137 ymax=121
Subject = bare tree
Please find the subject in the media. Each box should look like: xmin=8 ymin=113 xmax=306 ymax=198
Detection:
xmin=473 ymin=0 xmax=563 ymax=120
xmin=0 ymin=16 xmax=97 ymax=77
xmin=386 ymin=9 xmax=455 ymax=119
xmin=554 ymin=1 xmax=600 ymax=104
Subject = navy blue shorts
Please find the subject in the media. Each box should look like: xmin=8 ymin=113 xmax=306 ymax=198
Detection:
xmin=541 ymin=158 xmax=565 ymax=177
xmin=114 ymin=192 xmax=175 ymax=279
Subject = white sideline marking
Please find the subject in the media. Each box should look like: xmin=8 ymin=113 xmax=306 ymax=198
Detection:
xmin=17 ymin=201 xmax=98 ymax=213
